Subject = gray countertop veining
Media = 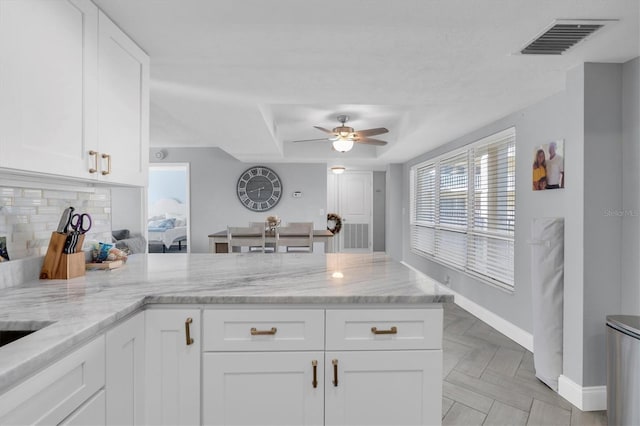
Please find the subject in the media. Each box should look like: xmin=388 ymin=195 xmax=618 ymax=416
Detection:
xmin=0 ymin=253 xmax=452 ymax=394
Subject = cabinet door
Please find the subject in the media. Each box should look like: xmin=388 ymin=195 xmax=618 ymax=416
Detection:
xmin=0 ymin=336 xmax=105 ymax=425
xmin=203 ymin=352 xmax=324 ymax=426
xmin=145 ymin=309 xmax=200 ymax=426
xmin=97 ymin=11 xmax=149 ymax=186
xmin=325 ymin=350 xmax=442 ymax=426
xmin=60 ymin=389 xmax=106 ymax=426
xmin=0 ymin=0 xmax=98 ymax=178
xmin=106 ymin=311 xmax=145 ymax=425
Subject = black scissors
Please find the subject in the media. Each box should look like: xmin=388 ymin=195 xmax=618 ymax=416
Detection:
xmin=63 ymin=213 xmax=92 ymax=254
xmin=69 ymin=213 xmax=92 ymax=234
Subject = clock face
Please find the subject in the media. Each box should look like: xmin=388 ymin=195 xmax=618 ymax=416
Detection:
xmin=236 ymin=166 xmax=282 ymax=212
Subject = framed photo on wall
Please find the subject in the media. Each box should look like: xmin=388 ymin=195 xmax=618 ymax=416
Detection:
xmin=533 ymin=139 xmax=564 ymax=190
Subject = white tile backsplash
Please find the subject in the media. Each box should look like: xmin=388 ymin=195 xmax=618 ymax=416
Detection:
xmin=0 ymin=185 xmax=112 ymax=262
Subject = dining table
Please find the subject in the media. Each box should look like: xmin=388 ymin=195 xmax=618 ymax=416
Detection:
xmin=208 ymin=229 xmax=335 ymax=253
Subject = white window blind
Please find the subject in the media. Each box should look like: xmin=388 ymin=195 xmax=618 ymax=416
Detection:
xmin=410 ymin=163 xmax=436 ymax=255
xmin=436 ymin=151 xmax=468 ymax=268
xmin=410 ymin=128 xmax=516 ymax=289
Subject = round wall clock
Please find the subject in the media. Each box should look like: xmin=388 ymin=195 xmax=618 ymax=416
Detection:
xmin=236 ymin=166 xmax=283 ymax=212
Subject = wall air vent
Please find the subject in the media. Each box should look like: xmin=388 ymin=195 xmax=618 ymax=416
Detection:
xmin=520 ymin=20 xmax=614 ymax=55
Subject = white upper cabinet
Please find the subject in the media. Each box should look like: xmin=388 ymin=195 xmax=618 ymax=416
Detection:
xmin=97 ymin=11 xmax=149 ymax=186
xmin=0 ymin=1 xmax=149 ymax=186
xmin=0 ymin=0 xmax=98 ymax=179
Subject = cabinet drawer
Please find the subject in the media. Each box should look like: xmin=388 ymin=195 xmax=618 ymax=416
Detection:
xmin=326 ymin=308 xmax=442 ymax=350
xmin=203 ymin=309 xmax=324 ymax=351
xmin=0 ymin=336 xmax=106 ymax=425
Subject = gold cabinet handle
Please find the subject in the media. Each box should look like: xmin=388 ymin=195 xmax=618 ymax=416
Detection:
xmin=332 ymin=359 xmax=338 ymax=387
xmin=250 ymin=327 xmax=277 ymax=336
xmin=88 ymin=150 xmax=98 ymax=173
xmin=101 ymin=153 xmax=111 ymax=175
xmin=185 ymin=317 xmax=194 ymax=345
xmin=312 ymin=360 xmax=318 ymax=388
xmin=371 ymin=326 xmax=398 ymax=335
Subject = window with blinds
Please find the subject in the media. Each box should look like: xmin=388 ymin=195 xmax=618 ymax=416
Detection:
xmin=410 ymin=127 xmax=516 ymax=289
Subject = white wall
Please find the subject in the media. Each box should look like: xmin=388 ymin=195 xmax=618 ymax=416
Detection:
xmin=397 ymin=59 xmax=639 ymax=391
xmin=621 ymin=57 xmax=640 ymax=315
xmin=150 ymin=147 xmax=327 ymax=253
xmin=372 ymin=171 xmax=386 ymax=251
xmin=581 ymin=63 xmax=623 ymax=387
xmin=111 ymin=187 xmax=144 ymax=234
xmin=385 ymin=164 xmax=403 ymax=261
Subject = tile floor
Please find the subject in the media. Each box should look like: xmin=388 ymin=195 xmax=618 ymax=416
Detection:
xmin=442 ymin=303 xmax=608 ymax=426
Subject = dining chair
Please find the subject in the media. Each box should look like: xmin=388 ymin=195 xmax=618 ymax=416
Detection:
xmin=276 ymin=222 xmax=313 ymax=253
xmin=227 ymin=226 xmax=265 ymax=253
xmin=249 ymin=222 xmax=272 ymax=252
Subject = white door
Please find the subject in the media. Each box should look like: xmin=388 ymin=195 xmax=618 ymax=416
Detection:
xmin=106 ymin=312 xmax=145 ymax=425
xmin=0 ymin=0 xmax=98 ymax=178
xmin=97 ymin=10 xmax=149 ymax=186
xmin=338 ymin=172 xmax=373 ymax=252
xmin=145 ymin=309 xmax=200 ymax=426
xmin=203 ymin=352 xmax=324 ymax=426
xmin=324 ymin=350 xmax=442 ymax=426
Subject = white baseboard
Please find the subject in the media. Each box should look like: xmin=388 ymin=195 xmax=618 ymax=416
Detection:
xmin=400 ymin=261 xmax=534 ymax=352
xmin=558 ymin=375 xmax=607 ymax=411
xmin=446 ymin=288 xmax=534 ymax=352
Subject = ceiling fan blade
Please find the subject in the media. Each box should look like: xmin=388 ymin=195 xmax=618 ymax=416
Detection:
xmin=354 ymin=137 xmax=387 ymax=146
xmin=353 ymin=127 xmax=389 ymax=137
xmin=313 ymin=126 xmax=337 ymax=135
xmin=291 ymin=138 xmax=330 ymax=143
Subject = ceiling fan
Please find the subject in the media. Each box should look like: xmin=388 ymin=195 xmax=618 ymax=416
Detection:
xmin=292 ymin=115 xmax=388 ymax=152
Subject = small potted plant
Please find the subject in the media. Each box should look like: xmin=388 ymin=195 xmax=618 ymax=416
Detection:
xmin=266 ymin=215 xmax=281 ymax=232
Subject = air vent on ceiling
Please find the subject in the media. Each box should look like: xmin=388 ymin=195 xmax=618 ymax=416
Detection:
xmin=520 ymin=19 xmax=614 ymax=55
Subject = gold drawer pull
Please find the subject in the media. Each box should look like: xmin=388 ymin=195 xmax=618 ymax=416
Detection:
xmin=371 ymin=326 xmax=398 ymax=335
xmin=332 ymin=359 xmax=338 ymax=387
xmin=185 ymin=317 xmax=194 ymax=346
xmin=250 ymin=327 xmax=277 ymax=336
xmin=89 ymin=150 xmax=98 ymax=173
xmin=101 ymin=153 xmax=111 ymax=175
xmin=312 ymin=360 xmax=318 ymax=388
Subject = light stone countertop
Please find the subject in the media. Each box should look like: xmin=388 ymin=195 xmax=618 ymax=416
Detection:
xmin=0 ymin=252 xmax=453 ymax=394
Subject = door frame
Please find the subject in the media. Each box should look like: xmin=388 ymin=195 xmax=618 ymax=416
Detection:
xmin=148 ymin=162 xmax=191 ymax=253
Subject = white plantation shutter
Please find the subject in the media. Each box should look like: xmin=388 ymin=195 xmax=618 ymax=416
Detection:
xmin=409 ymin=127 xmax=516 ymax=289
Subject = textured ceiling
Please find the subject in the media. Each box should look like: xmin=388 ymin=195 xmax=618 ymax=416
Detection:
xmin=94 ymin=0 xmax=639 ymax=170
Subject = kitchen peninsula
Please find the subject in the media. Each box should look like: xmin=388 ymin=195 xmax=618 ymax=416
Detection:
xmin=0 ymin=253 xmax=452 ymax=425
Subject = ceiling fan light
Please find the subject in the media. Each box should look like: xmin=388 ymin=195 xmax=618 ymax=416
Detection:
xmin=331 ymin=166 xmax=346 ymax=174
xmin=332 ymin=138 xmax=354 ymax=152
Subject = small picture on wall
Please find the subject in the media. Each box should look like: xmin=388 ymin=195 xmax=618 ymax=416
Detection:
xmin=533 ymin=139 xmax=564 ymax=190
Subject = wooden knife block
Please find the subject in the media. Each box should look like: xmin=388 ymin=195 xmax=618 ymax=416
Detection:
xmin=40 ymin=232 xmax=86 ymax=280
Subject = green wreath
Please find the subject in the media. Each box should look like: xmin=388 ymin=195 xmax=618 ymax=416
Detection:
xmin=327 ymin=213 xmax=342 ymax=234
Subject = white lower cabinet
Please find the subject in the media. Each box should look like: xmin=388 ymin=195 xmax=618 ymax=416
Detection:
xmin=324 ymin=350 xmax=442 ymax=426
xmin=203 ymin=352 xmax=325 ymax=425
xmin=0 ymin=336 xmax=105 ymax=425
xmin=60 ymin=389 xmax=106 ymax=426
xmin=202 ymin=307 xmax=443 ymax=426
xmin=106 ymin=311 xmax=146 ymax=425
xmin=145 ymin=309 xmax=201 ymax=426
